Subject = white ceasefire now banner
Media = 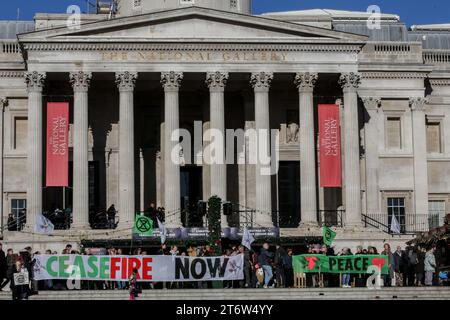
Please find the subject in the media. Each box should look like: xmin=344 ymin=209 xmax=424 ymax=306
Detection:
xmin=32 ymin=254 xmax=244 ymax=282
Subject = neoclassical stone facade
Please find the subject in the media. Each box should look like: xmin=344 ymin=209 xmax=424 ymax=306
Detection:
xmin=1 ymin=2 xmax=450 ymax=251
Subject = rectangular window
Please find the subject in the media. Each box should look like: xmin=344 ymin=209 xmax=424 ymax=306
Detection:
xmin=180 ymin=0 xmax=194 ymax=4
xmin=14 ymin=117 xmax=27 ymax=150
xmin=11 ymin=199 xmax=26 ymax=224
xmin=386 ymin=117 xmax=401 ymax=149
xmin=426 ymin=121 xmax=442 ymax=153
xmin=230 ymin=0 xmax=238 ymax=9
xmin=387 ymin=197 xmax=406 ymax=234
xmin=428 ymin=200 xmax=445 ymax=229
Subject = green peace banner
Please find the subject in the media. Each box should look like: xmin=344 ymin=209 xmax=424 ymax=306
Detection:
xmin=134 ymin=215 xmax=153 ymax=237
xmin=293 ymin=254 xmax=389 ymax=275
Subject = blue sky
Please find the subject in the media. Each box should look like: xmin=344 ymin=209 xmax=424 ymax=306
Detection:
xmin=0 ymin=0 xmax=449 ymax=27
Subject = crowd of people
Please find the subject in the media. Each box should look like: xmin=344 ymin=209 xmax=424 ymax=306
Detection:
xmin=0 ymin=241 xmax=448 ymax=300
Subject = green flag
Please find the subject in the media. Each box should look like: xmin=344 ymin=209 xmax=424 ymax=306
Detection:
xmin=134 ymin=215 xmax=153 ymax=237
xmin=322 ymin=226 xmax=336 ymax=246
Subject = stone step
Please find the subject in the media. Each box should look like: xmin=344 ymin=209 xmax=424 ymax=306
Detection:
xmin=1 ymin=288 xmax=449 ymax=300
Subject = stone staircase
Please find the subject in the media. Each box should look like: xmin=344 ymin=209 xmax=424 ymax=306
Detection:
xmin=1 ymin=288 xmax=449 ymax=300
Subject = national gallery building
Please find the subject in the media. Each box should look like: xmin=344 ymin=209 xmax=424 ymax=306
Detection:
xmin=1 ymin=0 xmax=450 ymax=251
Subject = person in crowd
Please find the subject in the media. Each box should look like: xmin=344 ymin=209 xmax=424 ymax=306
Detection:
xmin=10 ymin=260 xmax=30 ymax=300
xmin=274 ymin=243 xmax=288 ymax=288
xmin=0 ymin=243 xmax=6 ymax=291
xmin=65 ymin=244 xmax=73 ymax=253
xmin=415 ymin=246 xmax=425 ymax=286
xmin=406 ymin=246 xmax=418 ymax=286
xmin=187 ymin=245 xmax=196 ymax=257
xmin=340 ymin=248 xmax=352 ymax=288
xmin=393 ymin=246 xmax=408 ymax=287
xmin=381 ymin=243 xmax=395 ymax=287
xmin=106 ymin=204 xmax=117 ymax=229
xmin=222 ymin=249 xmax=234 ymax=289
xmin=116 ymin=248 xmax=126 ymax=290
xmin=424 ymin=246 xmax=436 ymax=286
xmin=354 ymin=246 xmax=366 ymax=287
xmin=0 ymin=248 xmax=15 ymax=291
xmin=129 ymin=268 xmax=138 ymax=300
xmin=169 ymin=246 xmax=179 ymax=289
xmin=285 ymin=248 xmax=294 ymax=288
xmin=158 ymin=243 xmax=169 ymax=256
xmin=238 ymin=245 xmax=252 ymax=288
xmin=43 ymin=249 xmax=53 ymax=290
xmin=258 ymin=243 xmax=274 ymax=289
xmin=7 ymin=214 xmax=17 ymax=231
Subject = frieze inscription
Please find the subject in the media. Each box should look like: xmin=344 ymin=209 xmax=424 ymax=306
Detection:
xmin=101 ymin=50 xmax=288 ymax=62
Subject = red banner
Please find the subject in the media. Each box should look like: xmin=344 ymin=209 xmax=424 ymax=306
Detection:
xmin=46 ymin=102 xmax=69 ymax=187
xmin=319 ymin=104 xmax=342 ymax=187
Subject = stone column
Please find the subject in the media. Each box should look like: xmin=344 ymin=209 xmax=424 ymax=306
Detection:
xmin=161 ymin=72 xmax=183 ymax=228
xmin=361 ymin=97 xmax=381 ymax=215
xmin=206 ymin=72 xmax=229 ymax=227
xmin=295 ymin=72 xmax=318 ymax=226
xmin=70 ymin=71 xmax=92 ymax=229
xmin=116 ymin=72 xmax=138 ymax=228
xmin=25 ymin=72 xmax=46 ymax=230
xmin=339 ymin=73 xmax=362 ymax=227
xmin=250 ymin=72 xmax=274 ymax=227
xmin=0 ymin=98 xmax=7 ymax=228
xmin=410 ymin=98 xmax=429 ymax=218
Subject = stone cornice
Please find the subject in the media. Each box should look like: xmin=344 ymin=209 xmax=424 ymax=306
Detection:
xmin=361 ymin=72 xmax=428 ymax=80
xmin=429 ymin=79 xmax=450 ymax=87
xmin=21 ymin=42 xmax=362 ymax=54
xmin=0 ymin=71 xmax=25 ymax=78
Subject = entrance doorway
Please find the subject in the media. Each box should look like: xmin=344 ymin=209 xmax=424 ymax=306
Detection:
xmin=180 ymin=166 xmax=203 ymax=227
xmin=278 ymin=161 xmax=300 ymax=228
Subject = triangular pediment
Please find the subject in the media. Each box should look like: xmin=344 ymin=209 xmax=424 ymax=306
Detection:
xmin=18 ymin=6 xmax=367 ymax=43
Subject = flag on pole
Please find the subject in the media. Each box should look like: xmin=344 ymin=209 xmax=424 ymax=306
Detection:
xmin=322 ymin=225 xmax=336 ymax=246
xmin=157 ymin=217 xmax=167 ymax=244
xmin=390 ymin=214 xmax=401 ymax=234
xmin=241 ymin=226 xmax=255 ymax=250
xmin=34 ymin=213 xmax=55 ymax=235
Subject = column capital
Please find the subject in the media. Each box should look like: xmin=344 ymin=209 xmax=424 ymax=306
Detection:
xmin=161 ymin=71 xmax=183 ymax=91
xmin=206 ymin=71 xmax=229 ymax=92
xmin=0 ymin=97 xmax=8 ymax=109
xmin=115 ymin=72 xmax=138 ymax=92
xmin=339 ymin=72 xmax=361 ymax=92
xmin=250 ymin=72 xmax=273 ymax=91
xmin=409 ymin=97 xmax=428 ymax=112
xmin=294 ymin=72 xmax=318 ymax=92
xmin=361 ymin=97 xmax=381 ymax=111
xmin=70 ymin=71 xmax=92 ymax=92
xmin=25 ymin=71 xmax=46 ymax=92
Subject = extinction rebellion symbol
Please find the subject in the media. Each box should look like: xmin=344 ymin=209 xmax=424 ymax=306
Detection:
xmin=134 ymin=216 xmax=154 ymax=237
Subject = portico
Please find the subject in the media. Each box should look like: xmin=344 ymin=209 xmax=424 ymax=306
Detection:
xmin=14 ymin=7 xmax=370 ymax=235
